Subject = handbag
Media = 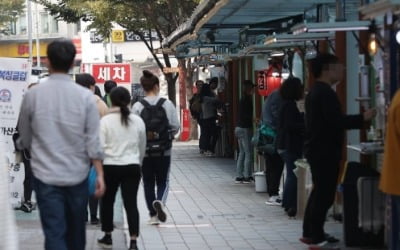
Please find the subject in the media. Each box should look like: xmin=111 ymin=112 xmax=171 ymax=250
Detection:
xmin=88 ymin=166 xmax=97 ymax=196
xmin=252 ymin=124 xmax=277 ymax=155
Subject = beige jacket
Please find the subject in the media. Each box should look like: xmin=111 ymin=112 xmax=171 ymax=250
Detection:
xmin=94 ymin=95 xmax=108 ymax=118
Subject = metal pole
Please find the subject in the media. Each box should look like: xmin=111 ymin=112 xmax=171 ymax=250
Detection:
xmin=35 ymin=2 xmax=40 ymax=69
xmin=27 ymin=0 xmax=33 ymax=65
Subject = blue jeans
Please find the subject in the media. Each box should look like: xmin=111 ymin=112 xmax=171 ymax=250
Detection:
xmin=235 ymin=127 xmax=253 ymax=178
xmin=281 ymin=151 xmax=300 ymax=211
xmin=142 ymin=156 xmax=171 ymax=217
xmin=33 ymin=177 xmax=88 ymax=250
xmin=390 ymin=195 xmax=400 ymax=250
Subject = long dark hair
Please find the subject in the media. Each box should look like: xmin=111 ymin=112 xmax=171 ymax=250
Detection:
xmin=140 ymin=70 xmax=159 ymax=92
xmin=109 ymin=87 xmax=131 ymax=126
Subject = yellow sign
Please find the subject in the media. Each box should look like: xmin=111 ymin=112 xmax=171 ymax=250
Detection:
xmin=0 ymin=43 xmax=48 ymax=58
xmin=112 ymin=30 xmax=125 ymax=42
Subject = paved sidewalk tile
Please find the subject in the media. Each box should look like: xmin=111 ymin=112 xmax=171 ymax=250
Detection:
xmin=15 ymin=141 xmax=384 ymax=250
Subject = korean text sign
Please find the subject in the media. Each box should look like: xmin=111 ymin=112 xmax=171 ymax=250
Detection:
xmin=92 ymin=64 xmax=131 ymax=84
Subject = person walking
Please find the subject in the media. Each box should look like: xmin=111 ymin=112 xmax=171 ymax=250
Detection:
xmin=103 ymin=80 xmax=117 ymax=107
xmin=235 ymin=80 xmax=256 ymax=184
xmin=132 ymin=70 xmax=179 ymax=225
xmin=262 ymin=89 xmax=284 ymax=206
xmin=17 ymin=39 xmax=105 ymax=250
xmin=75 ymin=73 xmax=108 ymax=225
xmin=97 ymin=87 xmax=146 ymax=250
xmin=301 ymin=53 xmax=375 ymax=250
xmin=276 ymin=77 xmax=305 ymax=217
xmin=380 ymin=89 xmax=400 ymax=250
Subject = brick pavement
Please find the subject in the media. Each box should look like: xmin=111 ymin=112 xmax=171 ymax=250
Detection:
xmin=16 ymin=141 xmax=380 ymax=250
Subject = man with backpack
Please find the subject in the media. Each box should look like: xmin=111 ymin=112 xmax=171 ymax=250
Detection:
xmin=132 ymin=70 xmax=179 ymax=225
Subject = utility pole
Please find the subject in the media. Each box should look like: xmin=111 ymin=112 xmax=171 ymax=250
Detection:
xmin=27 ymin=0 xmax=33 ymax=65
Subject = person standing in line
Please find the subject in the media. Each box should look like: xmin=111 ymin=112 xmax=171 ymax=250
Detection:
xmin=97 ymin=87 xmax=146 ymax=250
xmin=301 ymin=53 xmax=375 ymax=250
xmin=380 ymin=89 xmax=400 ymax=250
xmin=199 ymin=84 xmax=222 ymax=156
xmin=276 ymin=77 xmax=305 ymax=217
xmin=189 ymin=80 xmax=205 ymax=154
xmin=262 ymin=89 xmax=284 ymax=206
xmin=103 ymin=80 xmax=117 ymax=107
xmin=235 ymin=80 xmax=256 ymax=184
xmin=75 ymin=73 xmax=108 ymax=225
xmin=132 ymin=70 xmax=179 ymax=225
xmin=17 ymin=39 xmax=105 ymax=250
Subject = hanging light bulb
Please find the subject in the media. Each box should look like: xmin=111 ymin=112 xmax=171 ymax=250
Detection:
xmin=368 ymin=33 xmax=377 ymax=55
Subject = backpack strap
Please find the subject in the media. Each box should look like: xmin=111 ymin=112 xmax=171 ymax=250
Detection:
xmin=156 ymin=98 xmax=166 ymax=107
xmin=140 ymin=99 xmax=151 ymax=108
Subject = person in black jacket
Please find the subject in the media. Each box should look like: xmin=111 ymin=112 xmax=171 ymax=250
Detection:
xmin=277 ymin=77 xmax=304 ymax=217
xmin=234 ymin=80 xmax=255 ymax=183
xmin=301 ymin=53 xmax=376 ymax=249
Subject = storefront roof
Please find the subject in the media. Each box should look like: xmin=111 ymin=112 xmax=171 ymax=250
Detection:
xmin=163 ymin=0 xmax=363 ymax=51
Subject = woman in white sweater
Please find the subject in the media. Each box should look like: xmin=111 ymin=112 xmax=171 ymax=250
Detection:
xmin=97 ymin=87 xmax=146 ymax=250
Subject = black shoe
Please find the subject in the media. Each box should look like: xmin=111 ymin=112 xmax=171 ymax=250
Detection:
xmin=90 ymin=218 xmax=100 ymax=225
xmin=242 ymin=177 xmax=252 ymax=184
xmin=129 ymin=240 xmax=139 ymax=250
xmin=97 ymin=234 xmax=112 ymax=248
xmin=287 ymin=208 xmax=297 ymax=217
xmin=20 ymin=201 xmax=33 ymax=213
xmin=235 ymin=177 xmax=244 ymax=184
xmin=152 ymin=200 xmax=167 ymax=222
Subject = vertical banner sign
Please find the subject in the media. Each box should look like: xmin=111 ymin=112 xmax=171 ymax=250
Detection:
xmin=0 ymin=58 xmax=30 ymax=207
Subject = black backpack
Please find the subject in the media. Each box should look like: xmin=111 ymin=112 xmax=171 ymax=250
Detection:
xmin=140 ymin=98 xmax=172 ymax=154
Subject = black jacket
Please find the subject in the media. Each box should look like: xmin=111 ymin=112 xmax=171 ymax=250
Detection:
xmin=304 ymin=81 xmax=364 ymax=161
xmin=277 ymin=100 xmax=305 ymax=155
xmin=236 ymin=94 xmax=253 ymax=128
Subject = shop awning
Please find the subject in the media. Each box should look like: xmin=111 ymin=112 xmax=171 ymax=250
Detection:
xmin=163 ymin=0 xmax=360 ymax=51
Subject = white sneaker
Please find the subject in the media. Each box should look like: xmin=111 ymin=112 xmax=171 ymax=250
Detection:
xmin=265 ymin=195 xmax=282 ymax=206
xmin=147 ymin=216 xmax=160 ymax=225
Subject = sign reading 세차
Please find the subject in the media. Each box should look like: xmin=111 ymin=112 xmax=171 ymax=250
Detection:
xmin=92 ymin=64 xmax=131 ymax=84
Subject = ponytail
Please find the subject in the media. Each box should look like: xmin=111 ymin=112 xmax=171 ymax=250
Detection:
xmin=109 ymin=86 xmax=132 ymax=127
xmin=120 ymin=105 xmax=130 ymax=126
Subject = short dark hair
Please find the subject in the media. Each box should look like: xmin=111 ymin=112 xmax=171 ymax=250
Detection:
xmin=209 ymin=77 xmax=218 ymax=85
xmin=75 ymin=73 xmax=95 ymax=89
xmin=140 ymin=70 xmax=159 ymax=92
xmin=110 ymin=87 xmax=131 ymax=126
xmin=279 ymin=77 xmax=303 ymax=101
xmin=309 ymin=53 xmax=339 ymax=78
xmin=104 ymin=80 xmax=117 ymax=93
xmin=47 ymin=39 xmax=76 ymax=73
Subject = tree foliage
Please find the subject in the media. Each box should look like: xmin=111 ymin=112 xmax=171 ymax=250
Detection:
xmin=0 ymin=0 xmax=25 ymax=32
xmin=36 ymin=0 xmax=200 ymax=104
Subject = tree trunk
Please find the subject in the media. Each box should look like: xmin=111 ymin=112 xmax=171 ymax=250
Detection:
xmin=165 ymin=73 xmax=177 ymax=105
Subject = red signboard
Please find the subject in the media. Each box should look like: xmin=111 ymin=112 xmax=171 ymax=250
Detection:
xmin=92 ymin=64 xmax=131 ymax=84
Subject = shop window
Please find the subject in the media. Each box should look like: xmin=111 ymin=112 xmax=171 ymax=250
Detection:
xmin=40 ymin=13 xmax=49 ymax=33
xmin=18 ymin=15 xmax=27 ymax=35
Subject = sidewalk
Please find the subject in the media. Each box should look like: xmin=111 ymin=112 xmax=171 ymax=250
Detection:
xmin=17 ymin=141 xmax=373 ymax=250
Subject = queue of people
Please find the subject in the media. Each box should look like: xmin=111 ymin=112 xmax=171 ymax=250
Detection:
xmin=231 ymin=53 xmax=377 ymax=250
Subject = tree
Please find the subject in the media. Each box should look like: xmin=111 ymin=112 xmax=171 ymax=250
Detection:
xmin=36 ymin=0 xmax=201 ymax=105
xmin=0 ymin=0 xmax=25 ymax=34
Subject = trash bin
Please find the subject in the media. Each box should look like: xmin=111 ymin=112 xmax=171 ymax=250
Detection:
xmin=254 ymin=171 xmax=267 ymax=192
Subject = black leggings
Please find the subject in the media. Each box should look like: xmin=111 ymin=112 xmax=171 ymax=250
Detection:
xmin=22 ymin=151 xmax=33 ymax=202
xmin=100 ymin=165 xmax=141 ymax=236
xmin=264 ymin=152 xmax=284 ymax=197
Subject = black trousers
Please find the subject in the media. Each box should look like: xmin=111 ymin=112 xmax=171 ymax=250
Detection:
xmin=100 ymin=165 xmax=141 ymax=236
xmin=22 ymin=152 xmax=33 ymax=202
xmin=302 ymin=157 xmax=339 ymax=243
xmin=201 ymin=118 xmax=219 ymax=153
xmin=264 ymin=152 xmax=284 ymax=196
